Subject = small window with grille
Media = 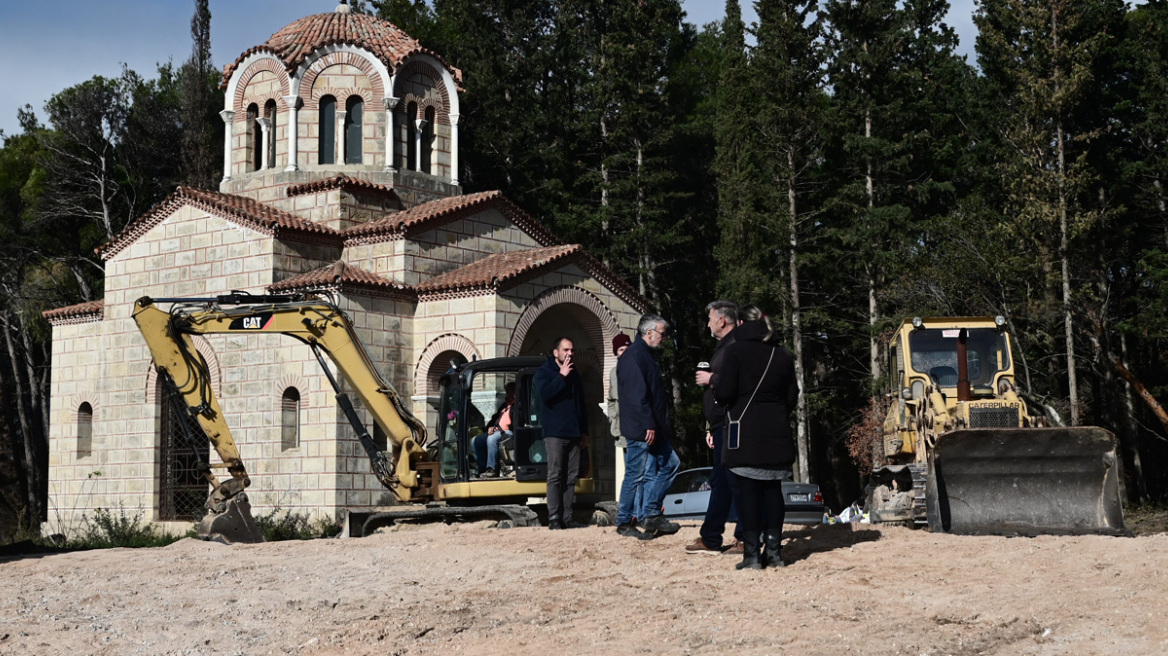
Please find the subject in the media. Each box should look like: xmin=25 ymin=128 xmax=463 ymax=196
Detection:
xmin=77 ymin=402 xmax=93 ymax=458
xmin=281 ymin=387 xmax=301 ymax=451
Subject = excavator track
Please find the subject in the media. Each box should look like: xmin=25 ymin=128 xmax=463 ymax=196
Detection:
xmin=360 ymin=505 xmax=541 ymax=535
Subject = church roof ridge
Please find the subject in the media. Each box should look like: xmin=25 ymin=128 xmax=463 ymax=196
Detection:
xmin=43 ymin=299 xmax=104 ymax=325
xmin=222 ymin=11 xmax=462 ymax=89
xmin=99 ymin=187 xmax=344 ymax=260
xmin=285 ymin=175 xmax=399 ymax=199
xmin=343 ymin=190 xmax=562 ymax=246
xmin=268 ymin=260 xmax=415 ymax=299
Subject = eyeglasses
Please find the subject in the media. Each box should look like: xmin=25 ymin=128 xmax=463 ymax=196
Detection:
xmin=649 ymin=327 xmax=670 ymax=336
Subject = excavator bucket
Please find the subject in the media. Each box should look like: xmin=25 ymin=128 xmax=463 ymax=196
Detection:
xmin=198 ymin=493 xmax=265 ymax=544
xmin=926 ymin=427 xmax=1128 ymax=536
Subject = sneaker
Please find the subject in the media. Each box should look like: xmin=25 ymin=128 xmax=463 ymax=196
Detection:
xmin=685 ymin=538 xmax=722 ymax=555
xmin=482 ymin=468 xmax=498 ymax=478
xmin=549 ymin=519 xmax=565 ymax=530
xmin=617 ymin=523 xmax=651 ymax=539
xmin=641 ymin=515 xmax=681 ymax=537
xmin=723 ymin=540 xmax=744 ymax=555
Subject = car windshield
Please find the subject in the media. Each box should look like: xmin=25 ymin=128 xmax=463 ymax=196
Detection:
xmin=908 ymin=327 xmax=1010 ymax=387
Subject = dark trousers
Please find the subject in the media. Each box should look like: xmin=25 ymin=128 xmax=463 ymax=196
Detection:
xmin=730 ymin=471 xmax=785 ymax=533
xmin=545 ymin=436 xmax=580 ymax=523
xmin=699 ymin=426 xmax=743 ymax=548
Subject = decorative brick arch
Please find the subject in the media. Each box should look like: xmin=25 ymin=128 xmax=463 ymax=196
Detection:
xmin=274 ymin=373 xmax=312 ymax=412
xmin=414 ymin=333 xmax=480 ymax=396
xmin=507 ymin=287 xmax=621 ymax=358
xmin=400 ymin=93 xmax=446 ymax=124
xmin=394 ymin=60 xmax=452 ymax=124
xmin=232 ymin=57 xmax=291 ymax=115
xmin=300 ymin=51 xmax=386 ymax=108
xmin=69 ymin=391 xmax=99 ymax=422
xmin=143 ymin=335 xmax=222 ymax=403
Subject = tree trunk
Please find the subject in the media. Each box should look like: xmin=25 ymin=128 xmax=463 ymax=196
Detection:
xmin=787 ymin=150 xmax=810 ymax=483
xmin=1118 ymin=333 xmax=1147 ymax=502
xmin=3 ymin=313 xmax=42 ymax=520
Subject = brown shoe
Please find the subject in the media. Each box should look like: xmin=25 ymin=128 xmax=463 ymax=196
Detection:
xmin=723 ymin=540 xmax=744 ymax=556
xmin=685 ymin=538 xmax=722 ymax=555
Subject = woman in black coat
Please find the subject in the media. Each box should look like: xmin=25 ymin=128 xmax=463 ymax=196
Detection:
xmin=713 ymin=315 xmax=799 ymax=569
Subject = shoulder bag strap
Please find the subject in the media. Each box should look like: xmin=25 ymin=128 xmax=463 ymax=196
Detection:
xmin=733 ymin=347 xmax=775 ymax=422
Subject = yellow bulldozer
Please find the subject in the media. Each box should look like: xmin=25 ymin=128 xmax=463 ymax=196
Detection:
xmin=867 ymin=316 xmax=1127 ymax=536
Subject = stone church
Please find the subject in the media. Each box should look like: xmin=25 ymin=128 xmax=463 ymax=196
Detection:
xmin=42 ymin=3 xmax=645 ymax=535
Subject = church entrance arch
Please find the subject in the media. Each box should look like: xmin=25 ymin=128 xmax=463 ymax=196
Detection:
xmin=508 ymin=287 xmax=621 ymax=495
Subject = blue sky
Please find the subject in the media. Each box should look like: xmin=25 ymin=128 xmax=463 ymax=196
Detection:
xmin=0 ymin=0 xmax=980 ymax=138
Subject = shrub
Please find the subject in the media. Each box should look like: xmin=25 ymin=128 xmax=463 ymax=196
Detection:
xmin=254 ymin=507 xmax=342 ymax=541
xmin=70 ymin=506 xmax=188 ymax=549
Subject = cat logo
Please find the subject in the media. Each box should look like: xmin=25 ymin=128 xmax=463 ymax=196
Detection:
xmin=229 ymin=313 xmax=273 ymax=330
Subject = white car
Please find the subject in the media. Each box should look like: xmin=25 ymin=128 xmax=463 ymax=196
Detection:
xmin=662 ymin=467 xmax=825 ymax=525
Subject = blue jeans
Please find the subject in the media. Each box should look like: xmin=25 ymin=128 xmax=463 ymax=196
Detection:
xmin=640 ymin=440 xmax=679 ymax=520
xmin=473 ymin=429 xmax=511 ymax=473
xmin=699 ymin=426 xmax=743 ymax=548
xmin=619 ymin=438 xmax=678 ymax=524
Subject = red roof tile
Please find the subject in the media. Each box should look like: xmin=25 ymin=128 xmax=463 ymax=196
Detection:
xmin=222 ymin=11 xmax=461 ymax=89
xmin=43 ymin=299 xmax=104 ymax=325
xmin=286 ymin=175 xmax=399 ymax=200
xmin=99 ymin=187 xmax=343 ymax=260
xmin=268 ymin=261 xmax=414 ymax=299
xmin=343 ymin=190 xmax=562 ymax=246
xmin=416 ymin=245 xmax=581 ymax=295
xmin=413 ymin=244 xmax=650 ymax=312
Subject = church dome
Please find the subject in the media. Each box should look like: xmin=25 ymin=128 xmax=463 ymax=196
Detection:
xmin=222 ymin=7 xmax=461 ymax=87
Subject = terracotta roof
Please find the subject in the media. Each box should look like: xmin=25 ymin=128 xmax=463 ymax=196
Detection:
xmin=268 ymin=261 xmax=414 ymax=299
xmin=416 ymin=245 xmax=582 ymax=296
xmin=413 ymin=244 xmax=650 ymax=312
xmin=344 ymin=190 xmax=562 ymax=246
xmin=222 ymin=11 xmax=461 ymax=88
xmin=99 ymin=187 xmax=343 ymax=260
xmin=43 ymin=299 xmax=104 ymax=325
xmin=286 ymin=175 xmax=399 ymax=199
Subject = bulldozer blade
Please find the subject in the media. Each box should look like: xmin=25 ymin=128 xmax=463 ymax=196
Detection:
xmin=926 ymin=427 xmax=1128 ymax=536
xmin=198 ymin=492 xmax=265 ymax=544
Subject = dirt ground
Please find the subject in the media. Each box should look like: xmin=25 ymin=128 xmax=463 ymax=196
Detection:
xmin=1 ymin=519 xmax=1165 ymax=656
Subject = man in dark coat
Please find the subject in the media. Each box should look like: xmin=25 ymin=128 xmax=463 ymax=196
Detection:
xmin=535 ymin=337 xmax=589 ymax=530
xmin=686 ymin=300 xmax=744 ymax=555
xmin=616 ymin=314 xmax=680 ymax=538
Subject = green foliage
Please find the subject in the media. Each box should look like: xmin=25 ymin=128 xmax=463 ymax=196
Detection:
xmin=254 ymin=507 xmax=343 ymax=542
xmin=68 ymin=506 xmax=189 ymax=549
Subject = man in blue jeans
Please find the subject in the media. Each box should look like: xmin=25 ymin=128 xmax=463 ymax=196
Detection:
xmin=616 ymin=314 xmax=680 ymax=539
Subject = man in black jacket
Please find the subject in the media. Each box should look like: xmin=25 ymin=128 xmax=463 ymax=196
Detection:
xmin=616 ymin=314 xmax=680 ymax=538
xmin=686 ymin=300 xmax=744 ymax=555
xmin=535 ymin=337 xmax=589 ymax=530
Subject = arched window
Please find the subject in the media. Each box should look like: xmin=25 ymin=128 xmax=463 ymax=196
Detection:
xmin=405 ymin=101 xmax=418 ymax=171
xmin=265 ymin=99 xmax=278 ymax=169
xmin=319 ymin=95 xmax=336 ymax=165
xmin=345 ymin=97 xmax=363 ymax=164
xmin=281 ymin=387 xmax=301 ymax=451
xmin=247 ymin=103 xmax=261 ymax=171
xmin=77 ymin=402 xmax=93 ymax=458
xmin=421 ymin=106 xmax=435 ymax=174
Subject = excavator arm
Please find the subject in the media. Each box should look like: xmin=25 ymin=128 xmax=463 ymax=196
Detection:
xmin=132 ymin=292 xmax=430 ymax=542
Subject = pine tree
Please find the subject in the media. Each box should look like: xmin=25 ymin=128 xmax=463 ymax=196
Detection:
xmin=751 ymin=0 xmax=826 ymax=481
xmin=975 ymin=0 xmax=1123 ymax=424
xmin=180 ymin=0 xmax=222 ymax=189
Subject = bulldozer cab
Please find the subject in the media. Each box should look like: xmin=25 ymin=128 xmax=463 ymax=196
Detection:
xmin=871 ymin=316 xmax=1127 ymax=536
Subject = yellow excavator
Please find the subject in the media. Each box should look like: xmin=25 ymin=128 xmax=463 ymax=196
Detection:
xmin=132 ymin=292 xmax=604 ymax=543
xmin=867 ymin=316 xmax=1127 ymax=536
